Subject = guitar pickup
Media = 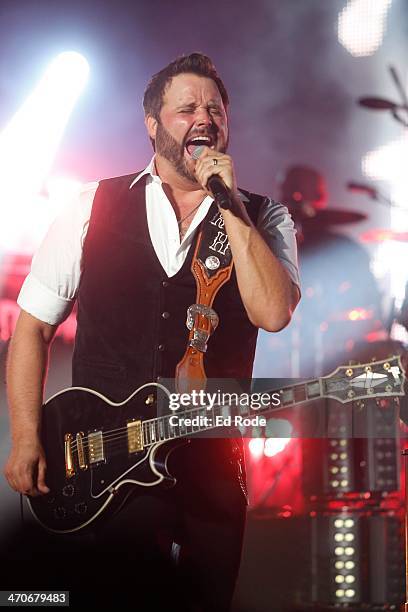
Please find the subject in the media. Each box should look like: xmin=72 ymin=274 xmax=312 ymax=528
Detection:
xmin=88 ymin=430 xmax=105 ymax=464
xmin=127 ymin=420 xmax=143 ymax=454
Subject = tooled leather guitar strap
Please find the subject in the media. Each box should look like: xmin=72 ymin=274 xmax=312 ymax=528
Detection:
xmin=175 ymin=207 xmax=233 ymax=393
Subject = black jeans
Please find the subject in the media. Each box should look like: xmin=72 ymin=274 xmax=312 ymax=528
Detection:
xmin=12 ymin=439 xmax=247 ymax=612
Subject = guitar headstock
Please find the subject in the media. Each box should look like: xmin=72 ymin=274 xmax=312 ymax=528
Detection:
xmin=322 ymin=355 xmax=405 ymax=404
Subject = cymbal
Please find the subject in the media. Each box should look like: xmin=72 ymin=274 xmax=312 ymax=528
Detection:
xmin=359 ymin=228 xmax=408 ymax=243
xmin=292 ymin=208 xmax=367 ymax=227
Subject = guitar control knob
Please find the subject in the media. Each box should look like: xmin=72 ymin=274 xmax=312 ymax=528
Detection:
xmin=62 ymin=485 xmax=75 ymax=497
xmin=75 ymin=502 xmax=87 ymax=515
xmin=54 ymin=507 xmax=67 ymax=519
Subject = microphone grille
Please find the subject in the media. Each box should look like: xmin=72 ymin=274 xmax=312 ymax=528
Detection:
xmin=191 ymin=145 xmax=205 ymax=160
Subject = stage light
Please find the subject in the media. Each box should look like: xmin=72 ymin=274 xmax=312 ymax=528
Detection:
xmin=303 ymin=399 xmax=399 ymax=498
xmin=248 ymin=436 xmax=291 ymax=459
xmin=338 ymin=0 xmax=392 ymax=57
xmin=327 ymin=435 xmax=353 ymax=494
xmin=263 ymin=437 xmax=291 ymax=458
xmin=330 ymin=515 xmax=359 ymax=603
xmin=302 ymin=514 xmax=403 ymax=605
xmin=0 ymin=51 xmax=89 ymax=198
xmin=363 ymin=135 xmax=408 ymax=307
xmin=248 ymin=438 xmax=264 ymax=459
xmin=362 ymin=135 xmax=408 ymax=184
xmin=347 ymin=308 xmax=372 ymax=321
xmin=255 ymin=418 xmax=293 ymax=457
xmin=0 ymin=52 xmax=89 ymax=251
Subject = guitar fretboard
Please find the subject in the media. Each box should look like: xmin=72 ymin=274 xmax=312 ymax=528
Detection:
xmin=141 ymin=378 xmax=324 ymax=446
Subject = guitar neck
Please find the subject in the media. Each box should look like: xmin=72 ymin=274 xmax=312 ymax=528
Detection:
xmin=141 ymin=354 xmax=405 ymax=446
xmin=141 ymin=378 xmax=323 ymax=446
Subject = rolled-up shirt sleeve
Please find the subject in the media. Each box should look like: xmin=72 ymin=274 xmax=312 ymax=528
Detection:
xmin=18 ymin=274 xmax=76 ymax=325
xmin=17 ymin=182 xmax=98 ymax=325
xmin=256 ymin=197 xmax=300 ymax=290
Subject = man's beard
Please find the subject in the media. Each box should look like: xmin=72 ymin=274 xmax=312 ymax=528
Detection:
xmin=154 ymin=121 xmax=227 ymax=183
xmin=155 ymin=121 xmax=196 ymax=182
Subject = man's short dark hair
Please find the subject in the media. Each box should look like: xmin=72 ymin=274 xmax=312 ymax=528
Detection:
xmin=143 ymin=53 xmax=229 ymax=120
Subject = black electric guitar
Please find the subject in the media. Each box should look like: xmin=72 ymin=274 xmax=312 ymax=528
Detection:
xmin=27 ymin=356 xmax=405 ymax=533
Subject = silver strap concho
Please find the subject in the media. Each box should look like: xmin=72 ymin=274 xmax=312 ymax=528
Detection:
xmin=186 ymin=304 xmax=219 ymax=353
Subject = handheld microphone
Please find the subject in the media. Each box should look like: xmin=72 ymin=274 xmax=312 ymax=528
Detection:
xmin=192 ymin=146 xmax=232 ymax=209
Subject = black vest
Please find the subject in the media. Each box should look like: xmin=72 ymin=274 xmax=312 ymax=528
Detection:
xmin=72 ymin=173 xmax=265 ymax=401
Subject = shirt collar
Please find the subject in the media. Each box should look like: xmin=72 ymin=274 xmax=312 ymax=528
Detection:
xmin=128 ymin=157 xmax=157 ymax=189
xmin=128 ymin=155 xmax=249 ymax=202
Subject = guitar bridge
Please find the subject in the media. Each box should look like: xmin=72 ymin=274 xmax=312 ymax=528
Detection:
xmin=64 ymin=433 xmax=75 ymax=478
xmin=127 ymin=420 xmax=144 ymax=454
xmin=76 ymin=432 xmax=88 ymax=470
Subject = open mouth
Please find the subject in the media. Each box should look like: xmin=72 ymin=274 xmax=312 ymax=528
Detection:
xmin=185 ymin=135 xmax=216 ymax=157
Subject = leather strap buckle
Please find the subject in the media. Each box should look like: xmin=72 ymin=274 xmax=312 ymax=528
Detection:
xmin=186 ymin=304 xmax=219 ymax=353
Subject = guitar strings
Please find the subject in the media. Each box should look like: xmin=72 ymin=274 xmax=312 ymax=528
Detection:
xmin=70 ymin=418 xmax=189 ymax=451
xmin=69 ymin=385 xmax=387 ymax=453
xmin=68 ymin=372 xmax=388 ymax=451
xmin=67 ymin=361 xmax=398 ymax=453
xmin=70 ymin=421 xmax=201 ymax=451
xmin=69 ymin=405 xmax=217 ymax=451
xmin=69 ymin=403 xmax=246 ymax=451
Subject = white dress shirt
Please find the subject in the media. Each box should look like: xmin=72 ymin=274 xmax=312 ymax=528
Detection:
xmin=18 ymin=157 xmax=300 ymax=325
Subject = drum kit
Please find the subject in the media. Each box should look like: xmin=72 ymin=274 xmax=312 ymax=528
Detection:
xmin=289 ymin=198 xmax=407 ymax=242
xmin=291 ymin=206 xmax=366 ymax=231
xmin=275 ymin=186 xmax=408 ymax=379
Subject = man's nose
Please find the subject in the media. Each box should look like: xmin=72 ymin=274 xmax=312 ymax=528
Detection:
xmin=195 ymin=107 xmax=213 ymax=127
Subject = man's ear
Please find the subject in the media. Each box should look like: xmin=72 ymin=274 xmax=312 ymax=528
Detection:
xmin=145 ymin=114 xmax=158 ymax=141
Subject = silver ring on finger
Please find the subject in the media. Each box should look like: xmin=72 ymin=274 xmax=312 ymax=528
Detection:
xmin=212 ymin=158 xmax=218 ymax=166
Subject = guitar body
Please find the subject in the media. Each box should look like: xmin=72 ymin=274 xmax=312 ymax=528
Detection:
xmin=27 ymin=385 xmax=187 ymax=533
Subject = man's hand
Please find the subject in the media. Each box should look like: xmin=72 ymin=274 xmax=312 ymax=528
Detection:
xmin=4 ymin=309 xmax=57 ymax=497
xmin=193 ymin=146 xmax=239 ymax=199
xmin=4 ymin=438 xmax=50 ymax=497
